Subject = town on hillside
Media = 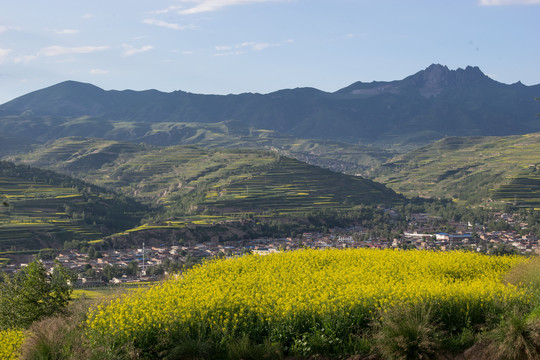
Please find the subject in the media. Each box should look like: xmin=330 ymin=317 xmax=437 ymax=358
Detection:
xmin=1 ymin=210 xmax=538 ymax=287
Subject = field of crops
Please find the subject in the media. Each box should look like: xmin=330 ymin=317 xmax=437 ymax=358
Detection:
xmin=375 ymin=133 xmax=540 ymax=206
xmin=0 ymin=328 xmax=24 ymax=360
xmin=85 ymin=249 xmax=534 ymax=357
xmin=9 ymin=138 xmax=402 ymax=217
xmin=200 ymin=157 xmax=402 ymax=215
xmin=492 ymin=168 xmax=540 ymax=209
xmin=0 ymin=173 xmax=100 ymax=252
xmin=0 ymin=161 xmax=146 ymax=254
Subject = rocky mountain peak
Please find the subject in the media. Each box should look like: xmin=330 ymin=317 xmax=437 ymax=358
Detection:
xmin=406 ymin=64 xmax=490 ymax=97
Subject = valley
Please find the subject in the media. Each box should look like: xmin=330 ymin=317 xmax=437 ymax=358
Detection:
xmin=0 ymin=66 xmax=539 ymax=270
xmin=1 ymin=64 xmax=540 ymax=359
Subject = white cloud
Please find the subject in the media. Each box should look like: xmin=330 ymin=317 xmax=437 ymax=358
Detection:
xmin=122 ymin=44 xmax=154 ymax=56
xmin=0 ymin=48 xmax=11 ymax=64
xmin=251 ymin=42 xmax=272 ymax=51
xmin=152 ymin=5 xmax=185 ymax=14
xmin=39 ymin=45 xmax=109 ymax=56
xmin=83 ymin=13 xmax=93 ymax=19
xmin=214 ymin=40 xmax=285 ymax=55
xmin=214 ymin=50 xmax=245 ymax=56
xmin=178 ymin=0 xmax=283 ymax=15
xmin=55 ymin=29 xmax=79 ymax=35
xmin=142 ymin=18 xmax=195 ymax=30
xmin=90 ymin=69 xmax=109 ymax=75
xmin=479 ymin=0 xmax=540 ymax=5
xmin=0 ymin=25 xmax=19 ymax=33
xmin=14 ymin=54 xmax=37 ymax=64
xmin=12 ymin=45 xmax=108 ymax=64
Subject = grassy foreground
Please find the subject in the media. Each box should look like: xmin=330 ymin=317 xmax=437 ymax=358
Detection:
xmin=5 ymin=249 xmax=540 ymax=359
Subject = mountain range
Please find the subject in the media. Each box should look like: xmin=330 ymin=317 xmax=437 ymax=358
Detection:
xmin=1 ymin=64 xmax=539 ymax=148
xmin=1 ymin=64 xmax=540 ymax=257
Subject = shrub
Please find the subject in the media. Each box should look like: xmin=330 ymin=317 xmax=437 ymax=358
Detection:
xmin=0 ymin=258 xmax=75 ymax=330
xmin=163 ymin=336 xmax=216 ymax=360
xmin=441 ymin=326 xmax=476 ymax=354
xmin=374 ymin=303 xmax=442 ymax=360
xmin=19 ymin=295 xmax=127 ymax=360
xmin=226 ymin=335 xmax=282 ymax=360
xmin=20 ymin=315 xmax=85 ymax=360
xmin=481 ymin=309 xmax=540 ymax=360
xmin=504 ymin=255 xmax=540 ymax=302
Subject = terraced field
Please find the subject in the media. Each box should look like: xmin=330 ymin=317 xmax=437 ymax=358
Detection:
xmin=374 ymin=133 xmax=540 ymax=206
xmin=6 ymin=118 xmax=393 ymax=175
xmin=492 ymin=168 xmax=540 ymax=209
xmin=199 ymin=157 xmax=402 ymax=215
xmin=10 ymin=138 xmax=403 ymax=217
xmin=0 ymin=161 xmax=146 ymax=254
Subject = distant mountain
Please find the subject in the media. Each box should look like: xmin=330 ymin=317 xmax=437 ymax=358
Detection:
xmin=373 ymin=133 xmax=540 ymax=207
xmin=0 ymin=134 xmax=32 ymax=155
xmin=1 ymin=64 xmax=539 ymax=147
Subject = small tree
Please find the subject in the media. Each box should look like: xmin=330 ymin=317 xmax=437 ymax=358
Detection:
xmin=0 ymin=258 xmax=75 ymax=329
xmin=126 ymin=260 xmax=139 ymax=276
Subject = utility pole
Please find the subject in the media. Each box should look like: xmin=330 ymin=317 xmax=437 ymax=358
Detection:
xmin=141 ymin=242 xmax=146 ymax=277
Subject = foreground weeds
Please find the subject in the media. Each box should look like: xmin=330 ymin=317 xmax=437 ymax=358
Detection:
xmin=374 ymin=303 xmax=442 ymax=360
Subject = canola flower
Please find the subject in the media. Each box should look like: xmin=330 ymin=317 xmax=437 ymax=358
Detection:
xmin=86 ymin=249 xmax=531 ymax=348
xmin=0 ymin=328 xmax=25 ymax=360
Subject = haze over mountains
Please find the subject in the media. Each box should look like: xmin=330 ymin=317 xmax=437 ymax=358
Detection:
xmin=1 ymin=64 xmax=539 ymax=148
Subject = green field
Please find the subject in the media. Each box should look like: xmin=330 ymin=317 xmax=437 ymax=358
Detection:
xmin=9 ymin=138 xmax=403 ymax=218
xmin=0 ymin=161 xmax=146 ymax=253
xmin=374 ymin=133 xmax=540 ymax=207
xmin=0 ymin=138 xmax=404 ymax=252
xmin=198 ymin=156 xmax=402 ymax=215
xmin=6 ymin=120 xmax=393 ymax=175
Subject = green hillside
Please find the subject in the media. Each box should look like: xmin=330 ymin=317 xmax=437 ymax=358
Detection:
xmin=7 ymin=138 xmax=403 ymax=220
xmin=0 ymin=161 xmax=147 ymax=254
xmin=1 ymin=118 xmax=392 ymax=175
xmin=196 ymin=156 xmax=400 ymax=215
xmin=374 ymin=133 xmax=540 ymax=207
xmin=0 ymin=133 xmax=32 ymax=156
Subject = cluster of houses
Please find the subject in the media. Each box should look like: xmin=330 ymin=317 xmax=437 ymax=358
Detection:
xmin=2 ymin=212 xmax=539 ymax=285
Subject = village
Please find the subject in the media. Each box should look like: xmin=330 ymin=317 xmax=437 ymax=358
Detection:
xmin=2 ymin=212 xmax=539 ymax=287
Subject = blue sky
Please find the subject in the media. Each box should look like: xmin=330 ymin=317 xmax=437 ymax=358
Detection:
xmin=0 ymin=0 xmax=539 ymax=104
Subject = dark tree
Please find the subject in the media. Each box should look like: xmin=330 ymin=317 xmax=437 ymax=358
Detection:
xmin=0 ymin=258 xmax=75 ymax=329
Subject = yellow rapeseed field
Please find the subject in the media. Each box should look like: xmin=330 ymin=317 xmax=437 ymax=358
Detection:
xmin=0 ymin=329 xmax=25 ymax=360
xmin=86 ymin=248 xmax=531 ymax=349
